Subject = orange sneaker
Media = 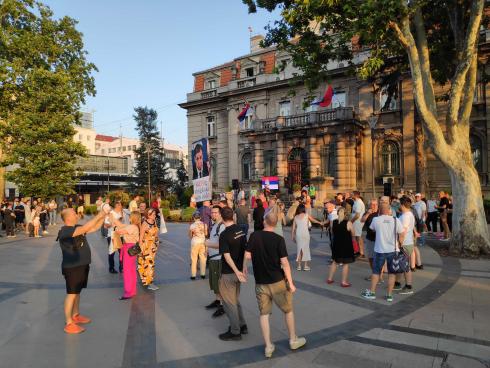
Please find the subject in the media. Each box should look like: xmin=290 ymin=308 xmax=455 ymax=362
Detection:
xmin=64 ymin=323 xmax=85 ymax=334
xmin=73 ymin=314 xmax=91 ymax=324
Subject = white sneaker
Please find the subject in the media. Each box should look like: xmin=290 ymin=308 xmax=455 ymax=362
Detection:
xmin=289 ymin=336 xmax=306 ymax=350
xmin=147 ymin=284 xmax=159 ymax=291
xmin=43 ymin=231 xmax=49 ymax=234
xmin=265 ymin=344 xmax=275 ymax=358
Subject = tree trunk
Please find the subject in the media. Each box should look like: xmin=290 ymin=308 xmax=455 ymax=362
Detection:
xmin=414 ymin=122 xmax=427 ymax=194
xmin=448 ymin=162 xmax=490 ymax=256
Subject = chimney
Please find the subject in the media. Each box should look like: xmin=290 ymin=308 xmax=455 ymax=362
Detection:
xmin=250 ymin=34 xmax=265 ymax=53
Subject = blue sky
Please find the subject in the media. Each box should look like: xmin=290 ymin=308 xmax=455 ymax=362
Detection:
xmin=43 ymin=0 xmax=280 ymax=147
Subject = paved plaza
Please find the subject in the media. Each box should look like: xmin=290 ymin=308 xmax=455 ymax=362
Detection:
xmin=0 ymin=222 xmax=489 ymax=368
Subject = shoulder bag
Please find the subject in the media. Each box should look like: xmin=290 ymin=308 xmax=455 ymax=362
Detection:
xmin=388 ymin=216 xmax=410 ymax=274
xmin=128 ymin=242 xmax=142 ymax=256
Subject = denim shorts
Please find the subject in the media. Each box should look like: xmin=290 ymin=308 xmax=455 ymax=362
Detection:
xmin=372 ymin=252 xmax=396 ymax=275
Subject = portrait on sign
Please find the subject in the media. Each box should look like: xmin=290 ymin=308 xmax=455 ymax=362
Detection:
xmin=192 ymin=138 xmax=210 ymax=180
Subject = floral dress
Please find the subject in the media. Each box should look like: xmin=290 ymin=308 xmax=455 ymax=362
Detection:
xmin=138 ymin=220 xmax=159 ymax=286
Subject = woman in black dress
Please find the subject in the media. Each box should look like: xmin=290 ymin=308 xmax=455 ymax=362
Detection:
xmin=326 ymin=207 xmax=356 ymax=287
xmin=253 ymin=198 xmax=265 ymax=231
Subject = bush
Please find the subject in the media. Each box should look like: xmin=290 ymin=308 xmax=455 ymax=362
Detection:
xmin=106 ymin=190 xmax=131 ymax=207
xmin=292 ymin=183 xmax=301 ymax=192
xmin=84 ymin=204 xmax=98 ymax=215
xmin=169 ymin=213 xmax=181 ymax=222
xmin=161 ymin=200 xmax=170 ymax=209
xmin=165 ymin=194 xmax=178 ymax=209
xmin=161 ymin=207 xmax=170 ymax=218
xmin=181 ymin=206 xmax=196 ymax=222
xmin=180 ymin=186 xmax=193 ymax=208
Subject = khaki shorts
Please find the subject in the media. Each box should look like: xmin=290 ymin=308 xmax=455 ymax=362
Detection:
xmin=255 ymin=280 xmax=293 ymax=315
xmin=403 ymin=244 xmax=414 ymax=257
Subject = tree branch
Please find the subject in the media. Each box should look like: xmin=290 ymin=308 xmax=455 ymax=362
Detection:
xmin=393 ymin=16 xmax=450 ymax=162
xmin=459 ymin=52 xmax=478 ymax=131
xmin=446 ymin=0 xmax=484 ymax=129
xmin=413 ymin=7 xmax=437 ymax=117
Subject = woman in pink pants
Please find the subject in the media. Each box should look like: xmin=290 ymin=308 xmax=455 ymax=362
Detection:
xmin=114 ymin=211 xmax=141 ymax=300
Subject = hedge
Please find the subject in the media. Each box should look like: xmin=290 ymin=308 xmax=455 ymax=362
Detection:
xmin=181 ymin=207 xmax=196 ymax=222
xmin=83 ymin=205 xmax=98 ymax=215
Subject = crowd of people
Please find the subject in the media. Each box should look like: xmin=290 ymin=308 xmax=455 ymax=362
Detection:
xmin=27 ymin=186 xmax=453 ymax=359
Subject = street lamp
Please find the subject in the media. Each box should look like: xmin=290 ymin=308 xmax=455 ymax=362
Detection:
xmin=106 ymin=158 xmax=110 ymax=193
xmin=368 ymin=114 xmax=379 ymax=199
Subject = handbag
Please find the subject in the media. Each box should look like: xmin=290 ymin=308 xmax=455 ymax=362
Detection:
xmin=112 ymin=230 xmax=123 ymax=251
xmin=159 ymin=209 xmax=168 ymax=234
xmin=388 ymin=216 xmax=410 ymax=274
xmin=128 ymin=242 xmax=142 ymax=256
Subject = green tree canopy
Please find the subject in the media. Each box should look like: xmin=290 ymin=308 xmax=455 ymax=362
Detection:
xmin=0 ymin=0 xmax=97 ymax=198
xmin=132 ymin=106 xmax=170 ymax=199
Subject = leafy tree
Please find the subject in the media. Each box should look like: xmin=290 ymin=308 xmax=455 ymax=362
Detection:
xmin=0 ymin=0 xmax=97 ymax=199
xmin=244 ymin=0 xmax=489 ymax=256
xmin=170 ymin=158 xmax=190 ymax=206
xmin=132 ymin=106 xmax=169 ymax=200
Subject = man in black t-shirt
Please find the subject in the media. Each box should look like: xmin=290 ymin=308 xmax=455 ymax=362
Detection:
xmin=58 ymin=205 xmax=110 ymax=334
xmin=243 ymin=212 xmax=306 ymax=358
xmin=218 ymin=207 xmax=247 ymax=341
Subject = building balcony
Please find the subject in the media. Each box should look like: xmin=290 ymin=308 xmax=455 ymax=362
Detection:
xmin=241 ymin=107 xmax=355 ymax=133
xmin=76 ymin=155 xmax=133 ymax=176
xmin=201 ymin=89 xmax=217 ymax=99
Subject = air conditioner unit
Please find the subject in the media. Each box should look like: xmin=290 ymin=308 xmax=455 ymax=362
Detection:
xmin=382 ymin=176 xmax=394 ymax=184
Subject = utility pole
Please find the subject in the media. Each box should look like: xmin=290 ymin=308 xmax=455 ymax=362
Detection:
xmin=147 ymin=143 xmax=151 ymax=205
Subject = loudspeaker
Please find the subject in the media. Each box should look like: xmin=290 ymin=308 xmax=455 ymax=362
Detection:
xmin=232 ymin=179 xmax=240 ymax=190
xmin=383 ymin=183 xmax=392 ymax=197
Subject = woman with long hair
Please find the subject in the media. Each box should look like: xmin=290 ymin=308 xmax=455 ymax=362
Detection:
xmin=292 ymin=204 xmax=323 ymax=271
xmin=115 ymin=211 xmax=141 ymax=300
xmin=326 ymin=207 xmax=356 ymax=287
xmin=138 ymin=208 xmax=160 ymax=291
xmin=270 ymin=200 xmax=286 ymax=237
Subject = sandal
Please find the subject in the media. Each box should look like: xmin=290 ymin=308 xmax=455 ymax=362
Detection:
xmin=326 ymin=279 xmax=334 ymax=284
xmin=341 ymin=282 xmax=352 ymax=288
xmin=303 ymin=266 xmax=311 ymax=271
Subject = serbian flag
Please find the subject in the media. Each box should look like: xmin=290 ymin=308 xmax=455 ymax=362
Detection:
xmin=311 ymin=85 xmax=334 ymax=107
xmin=237 ymin=104 xmax=250 ymax=122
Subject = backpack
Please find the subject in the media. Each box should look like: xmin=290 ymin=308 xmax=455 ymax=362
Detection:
xmin=411 ymin=207 xmax=424 ymax=233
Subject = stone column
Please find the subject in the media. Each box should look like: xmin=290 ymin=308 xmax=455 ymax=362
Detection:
xmin=336 ymin=136 xmax=356 ymax=191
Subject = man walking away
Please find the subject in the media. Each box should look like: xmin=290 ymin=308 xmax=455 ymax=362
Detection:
xmin=58 ymin=205 xmax=111 ymax=334
xmin=361 ymin=203 xmax=405 ymax=302
xmin=205 ymin=206 xmax=226 ymax=318
xmin=218 ymin=207 xmax=247 ymax=341
xmin=234 ymin=198 xmax=251 ymax=236
xmin=244 ymin=212 xmax=306 ymax=358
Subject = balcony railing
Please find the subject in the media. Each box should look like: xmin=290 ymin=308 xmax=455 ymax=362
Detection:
xmin=76 ymin=155 xmax=131 ymax=175
xmin=242 ymin=107 xmax=355 ymax=132
xmin=237 ymin=77 xmax=256 ymax=89
xmin=201 ymin=89 xmax=217 ymax=99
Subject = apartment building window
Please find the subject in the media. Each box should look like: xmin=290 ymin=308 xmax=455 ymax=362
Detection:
xmin=246 ymin=67 xmax=254 ymax=77
xmin=304 ymin=97 xmax=318 ymax=113
xmin=379 ymin=84 xmax=398 ymax=111
xmin=127 ymin=145 xmax=132 ymax=151
xmin=243 ymin=114 xmax=253 ymax=130
xmin=207 ymin=80 xmax=217 ymax=89
xmin=264 ymin=150 xmax=276 ymax=176
xmin=210 ymin=156 xmax=217 ymax=184
xmin=133 ymin=145 xmax=137 ymax=150
xmin=380 ymin=141 xmax=400 ymax=175
xmin=321 ymin=144 xmax=336 ymax=177
xmin=122 ymin=146 xmax=126 ymax=151
xmin=470 ymin=134 xmax=483 ymax=172
xmin=279 ymin=101 xmax=291 ymax=116
xmin=207 ymin=116 xmax=216 ymax=137
xmin=101 ymin=149 xmax=105 ymax=154
xmin=79 ymin=134 xmax=82 ymax=140
xmin=332 ymin=91 xmax=346 ymax=108
xmin=242 ymin=152 xmax=252 ymax=181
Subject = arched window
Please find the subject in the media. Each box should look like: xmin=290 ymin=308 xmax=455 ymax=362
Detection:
xmin=209 ymin=156 xmax=217 ymax=184
xmin=470 ymin=135 xmax=483 ymax=172
xmin=380 ymin=141 xmax=400 ymax=175
xmin=242 ymin=153 xmax=252 ymax=181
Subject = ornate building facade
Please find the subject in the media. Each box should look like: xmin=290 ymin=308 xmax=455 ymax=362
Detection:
xmin=180 ymin=35 xmax=490 ymax=202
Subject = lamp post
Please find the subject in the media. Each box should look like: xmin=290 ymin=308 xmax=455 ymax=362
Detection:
xmin=147 ymin=143 xmax=152 ymax=205
xmin=368 ymin=114 xmax=379 ymax=199
xmin=106 ymin=158 xmax=110 ymax=193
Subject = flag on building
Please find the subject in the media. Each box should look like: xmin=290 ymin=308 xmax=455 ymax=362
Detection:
xmin=311 ymin=85 xmax=334 ymax=107
xmin=237 ymin=104 xmax=250 ymax=122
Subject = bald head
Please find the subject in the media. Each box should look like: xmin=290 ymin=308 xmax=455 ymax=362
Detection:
xmin=264 ymin=212 xmax=278 ymax=228
xmin=61 ymin=208 xmax=78 ymax=225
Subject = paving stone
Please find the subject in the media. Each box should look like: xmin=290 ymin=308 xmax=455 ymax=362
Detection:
xmin=442 ymin=354 xmax=488 ymax=368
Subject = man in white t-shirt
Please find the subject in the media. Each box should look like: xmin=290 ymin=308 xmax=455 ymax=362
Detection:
xmin=205 ymin=206 xmax=226 ymax=318
xmin=104 ymin=201 xmax=127 ymax=274
xmin=361 ymin=203 xmax=405 ymax=302
xmin=351 ymin=191 xmax=366 ymax=257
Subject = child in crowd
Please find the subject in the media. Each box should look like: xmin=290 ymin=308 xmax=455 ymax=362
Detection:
xmin=188 ymin=212 xmax=207 ymax=280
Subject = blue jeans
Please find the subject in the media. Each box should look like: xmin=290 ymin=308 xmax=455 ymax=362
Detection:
xmin=372 ymin=251 xmax=396 ymax=275
xmin=238 ymin=224 xmax=249 ymax=237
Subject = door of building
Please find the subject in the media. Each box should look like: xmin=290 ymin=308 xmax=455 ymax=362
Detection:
xmin=288 ymin=161 xmax=302 ymax=187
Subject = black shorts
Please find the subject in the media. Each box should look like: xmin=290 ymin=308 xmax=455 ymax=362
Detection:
xmin=62 ymin=265 xmax=89 ymax=294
